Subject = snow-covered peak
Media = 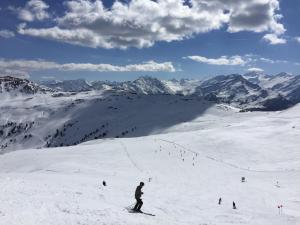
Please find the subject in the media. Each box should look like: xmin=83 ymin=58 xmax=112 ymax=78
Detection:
xmin=195 ymin=74 xmax=289 ymax=110
xmin=200 ymin=74 xmax=261 ymax=91
xmin=162 ymin=78 xmax=202 ymax=95
xmin=243 ymin=71 xmax=271 ymax=85
xmin=243 ymin=71 xmax=295 ymax=89
xmin=270 ymin=75 xmax=300 ymax=103
xmin=91 ymin=80 xmax=118 ymax=91
xmin=120 ymin=76 xmax=174 ymax=95
xmin=0 ymin=76 xmax=47 ymax=95
xmin=274 ymin=72 xmax=293 ymax=78
xmin=243 ymin=71 xmax=264 ymax=78
xmin=39 ymin=79 xmax=92 ymax=92
xmin=263 ymin=72 xmax=295 ymax=89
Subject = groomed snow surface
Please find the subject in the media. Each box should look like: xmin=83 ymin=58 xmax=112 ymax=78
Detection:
xmin=0 ymin=104 xmax=300 ymax=225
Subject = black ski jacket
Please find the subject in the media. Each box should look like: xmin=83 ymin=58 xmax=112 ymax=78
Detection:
xmin=135 ymin=185 xmax=143 ymax=199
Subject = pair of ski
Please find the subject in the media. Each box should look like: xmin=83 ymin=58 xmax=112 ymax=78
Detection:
xmin=126 ymin=207 xmax=155 ymax=216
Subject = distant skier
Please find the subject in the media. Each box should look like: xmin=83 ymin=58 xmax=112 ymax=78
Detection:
xmin=133 ymin=182 xmax=144 ymax=212
xmin=102 ymin=180 xmax=106 ymax=186
xmin=233 ymin=201 xmax=236 ymax=209
xmin=218 ymin=197 xmax=222 ymax=205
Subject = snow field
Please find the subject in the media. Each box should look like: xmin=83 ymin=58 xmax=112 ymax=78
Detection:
xmin=0 ymin=104 xmax=300 ymax=225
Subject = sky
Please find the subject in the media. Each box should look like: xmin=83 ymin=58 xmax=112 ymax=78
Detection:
xmin=0 ymin=0 xmax=300 ymax=81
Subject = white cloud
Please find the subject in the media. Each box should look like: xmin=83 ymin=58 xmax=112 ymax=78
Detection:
xmin=295 ymin=37 xmax=300 ymax=43
xmin=16 ymin=0 xmax=50 ymax=22
xmin=17 ymin=0 xmax=285 ymax=49
xmin=0 ymin=29 xmax=15 ymax=38
xmin=263 ymin=33 xmax=286 ymax=45
xmin=0 ymin=59 xmax=175 ymax=73
xmin=247 ymin=67 xmax=264 ymax=73
xmin=186 ymin=54 xmax=291 ymax=68
xmin=0 ymin=68 xmax=30 ymax=79
xmin=259 ymin=57 xmax=288 ymax=64
xmin=186 ymin=55 xmax=246 ymax=66
xmin=186 ymin=53 xmax=292 ymax=68
xmin=60 ymin=61 xmax=175 ymax=72
xmin=260 ymin=57 xmax=275 ymax=63
xmin=225 ymin=0 xmax=285 ymax=35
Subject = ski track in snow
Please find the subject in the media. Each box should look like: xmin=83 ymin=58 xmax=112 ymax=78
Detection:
xmin=119 ymin=140 xmax=143 ymax=172
xmin=155 ymin=138 xmax=299 ymax=173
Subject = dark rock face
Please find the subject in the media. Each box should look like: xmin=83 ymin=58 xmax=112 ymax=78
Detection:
xmin=261 ymin=95 xmax=292 ymax=111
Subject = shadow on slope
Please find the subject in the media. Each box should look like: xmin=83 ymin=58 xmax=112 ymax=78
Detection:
xmin=48 ymin=93 xmax=215 ymax=147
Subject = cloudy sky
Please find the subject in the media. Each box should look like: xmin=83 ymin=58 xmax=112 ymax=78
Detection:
xmin=0 ymin=0 xmax=299 ymax=81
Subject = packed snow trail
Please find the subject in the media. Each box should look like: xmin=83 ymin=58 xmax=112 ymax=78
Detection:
xmin=0 ymin=104 xmax=300 ymax=225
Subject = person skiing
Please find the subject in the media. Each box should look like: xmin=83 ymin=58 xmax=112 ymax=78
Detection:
xmin=218 ymin=197 xmax=222 ymax=205
xmin=233 ymin=201 xmax=236 ymax=209
xmin=133 ymin=182 xmax=144 ymax=212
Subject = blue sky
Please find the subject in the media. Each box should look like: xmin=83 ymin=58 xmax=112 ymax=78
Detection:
xmin=0 ymin=0 xmax=300 ymax=81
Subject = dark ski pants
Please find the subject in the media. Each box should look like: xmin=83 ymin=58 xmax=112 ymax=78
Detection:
xmin=133 ymin=198 xmax=143 ymax=211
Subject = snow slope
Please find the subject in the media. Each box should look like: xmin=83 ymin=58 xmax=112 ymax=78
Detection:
xmin=0 ymin=90 xmax=215 ymax=151
xmin=0 ymin=104 xmax=299 ymax=225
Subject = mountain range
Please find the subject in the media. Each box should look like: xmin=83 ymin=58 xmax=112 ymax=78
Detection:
xmin=0 ymin=72 xmax=299 ymax=152
xmin=34 ymin=71 xmax=300 ymax=109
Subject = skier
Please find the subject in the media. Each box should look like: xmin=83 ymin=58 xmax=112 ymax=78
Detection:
xmin=233 ymin=201 xmax=236 ymax=209
xmin=218 ymin=197 xmax=222 ymax=205
xmin=133 ymin=182 xmax=144 ymax=212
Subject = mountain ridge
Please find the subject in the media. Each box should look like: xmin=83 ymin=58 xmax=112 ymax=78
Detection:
xmin=0 ymin=72 xmax=298 ymax=152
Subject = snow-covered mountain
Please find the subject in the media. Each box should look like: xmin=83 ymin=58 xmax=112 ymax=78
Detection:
xmin=198 ymin=74 xmax=267 ymax=101
xmin=195 ymin=74 xmax=291 ymax=111
xmin=242 ymin=71 xmax=271 ymax=86
xmin=117 ymin=76 xmax=174 ymax=95
xmin=91 ymin=80 xmax=117 ymax=91
xmin=0 ymin=73 xmax=299 ymax=151
xmin=39 ymin=79 xmax=93 ymax=92
xmin=161 ymin=78 xmax=203 ymax=95
xmin=242 ymin=72 xmax=300 ymax=107
xmin=0 ymin=89 xmax=215 ymax=152
xmin=0 ymin=76 xmax=47 ymax=95
xmin=243 ymin=71 xmax=294 ymax=89
xmin=266 ymin=72 xmax=295 ymax=89
xmin=37 ymin=73 xmax=300 ymax=109
xmin=41 ymin=76 xmax=174 ymax=95
xmin=271 ymin=75 xmax=300 ymax=104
